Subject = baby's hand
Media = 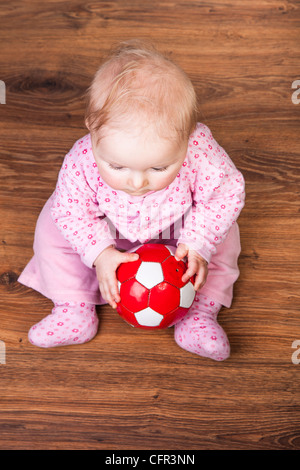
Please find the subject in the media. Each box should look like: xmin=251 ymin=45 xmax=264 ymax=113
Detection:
xmin=175 ymin=243 xmax=208 ymax=291
xmin=94 ymin=246 xmax=139 ymax=309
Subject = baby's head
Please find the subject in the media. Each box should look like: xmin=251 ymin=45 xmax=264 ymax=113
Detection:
xmin=85 ymin=40 xmax=198 ymax=196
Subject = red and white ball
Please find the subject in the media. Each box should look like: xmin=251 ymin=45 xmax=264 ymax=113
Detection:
xmin=116 ymin=244 xmax=196 ymax=329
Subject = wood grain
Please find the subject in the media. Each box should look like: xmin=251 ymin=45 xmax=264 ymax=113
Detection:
xmin=0 ymin=0 xmax=300 ymax=450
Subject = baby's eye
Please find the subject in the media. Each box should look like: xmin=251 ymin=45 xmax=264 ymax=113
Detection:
xmin=151 ymin=167 xmax=168 ymax=172
xmin=108 ymin=164 xmax=124 ymax=171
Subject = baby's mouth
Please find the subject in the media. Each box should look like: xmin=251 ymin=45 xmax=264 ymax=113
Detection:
xmin=127 ymin=189 xmax=150 ymax=195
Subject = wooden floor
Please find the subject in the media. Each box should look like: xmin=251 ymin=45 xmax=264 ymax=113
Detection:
xmin=0 ymin=0 xmax=299 ymax=451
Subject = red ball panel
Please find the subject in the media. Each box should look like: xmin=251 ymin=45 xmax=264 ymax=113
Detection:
xmin=149 ymin=282 xmax=180 ymax=315
xmin=158 ymin=306 xmax=189 ymax=329
xmin=116 ymin=303 xmax=140 ymax=328
xmin=162 ymin=256 xmax=188 ymax=288
xmin=116 ymin=259 xmax=141 ymax=283
xmin=119 ymin=278 xmax=149 ymax=312
xmin=135 ymin=243 xmax=171 ymax=263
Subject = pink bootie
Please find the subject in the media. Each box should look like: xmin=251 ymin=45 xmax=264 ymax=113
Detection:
xmin=174 ymin=294 xmax=230 ymax=361
xmin=28 ymin=301 xmax=99 ymax=348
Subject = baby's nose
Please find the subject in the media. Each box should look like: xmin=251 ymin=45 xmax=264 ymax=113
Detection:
xmin=129 ymin=172 xmax=148 ymax=189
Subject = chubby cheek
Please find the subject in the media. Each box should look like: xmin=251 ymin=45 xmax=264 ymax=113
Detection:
xmin=151 ymin=171 xmax=178 ymax=190
xmin=152 ymin=177 xmax=169 ymax=190
xmin=96 ymin=166 xmax=124 ymax=190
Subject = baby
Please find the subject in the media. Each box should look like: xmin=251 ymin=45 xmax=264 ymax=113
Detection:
xmin=18 ymin=40 xmax=245 ymax=361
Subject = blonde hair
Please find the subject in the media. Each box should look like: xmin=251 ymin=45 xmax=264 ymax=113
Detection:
xmin=85 ymin=40 xmax=198 ymax=144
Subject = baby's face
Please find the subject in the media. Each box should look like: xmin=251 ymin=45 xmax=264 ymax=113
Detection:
xmin=92 ymin=128 xmax=187 ymax=197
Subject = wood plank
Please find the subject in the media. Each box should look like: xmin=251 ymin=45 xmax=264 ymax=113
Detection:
xmin=0 ymin=0 xmax=299 ymax=451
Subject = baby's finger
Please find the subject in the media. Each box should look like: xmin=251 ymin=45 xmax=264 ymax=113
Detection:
xmin=181 ymin=259 xmax=198 ymax=283
xmin=100 ymin=281 xmax=118 ymax=309
xmin=107 ymin=292 xmax=118 ymax=309
xmin=121 ymin=252 xmax=139 ymax=263
xmin=175 ymin=244 xmax=188 ymax=261
xmin=111 ymin=281 xmax=121 ymax=304
xmin=108 ymin=276 xmax=122 ymax=305
xmin=194 ymin=265 xmax=208 ymax=291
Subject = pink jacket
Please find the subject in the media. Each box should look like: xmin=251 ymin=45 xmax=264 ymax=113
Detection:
xmin=51 ymin=123 xmax=245 ymax=269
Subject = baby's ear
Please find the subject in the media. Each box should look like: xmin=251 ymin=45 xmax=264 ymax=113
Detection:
xmin=85 ymin=117 xmax=90 ymax=130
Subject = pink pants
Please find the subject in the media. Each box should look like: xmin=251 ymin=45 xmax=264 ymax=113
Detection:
xmin=18 ymin=196 xmax=241 ymax=308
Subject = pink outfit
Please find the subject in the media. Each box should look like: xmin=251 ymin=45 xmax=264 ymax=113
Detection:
xmin=19 ymin=123 xmax=245 ymax=358
xmin=174 ymin=294 xmax=230 ymax=361
xmin=28 ymin=301 xmax=98 ymax=348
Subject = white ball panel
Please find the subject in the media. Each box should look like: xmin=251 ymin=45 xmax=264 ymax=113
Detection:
xmin=134 ymin=307 xmax=164 ymax=327
xmin=136 ymin=262 xmax=164 ymax=289
xmin=179 ymin=282 xmax=196 ymax=308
